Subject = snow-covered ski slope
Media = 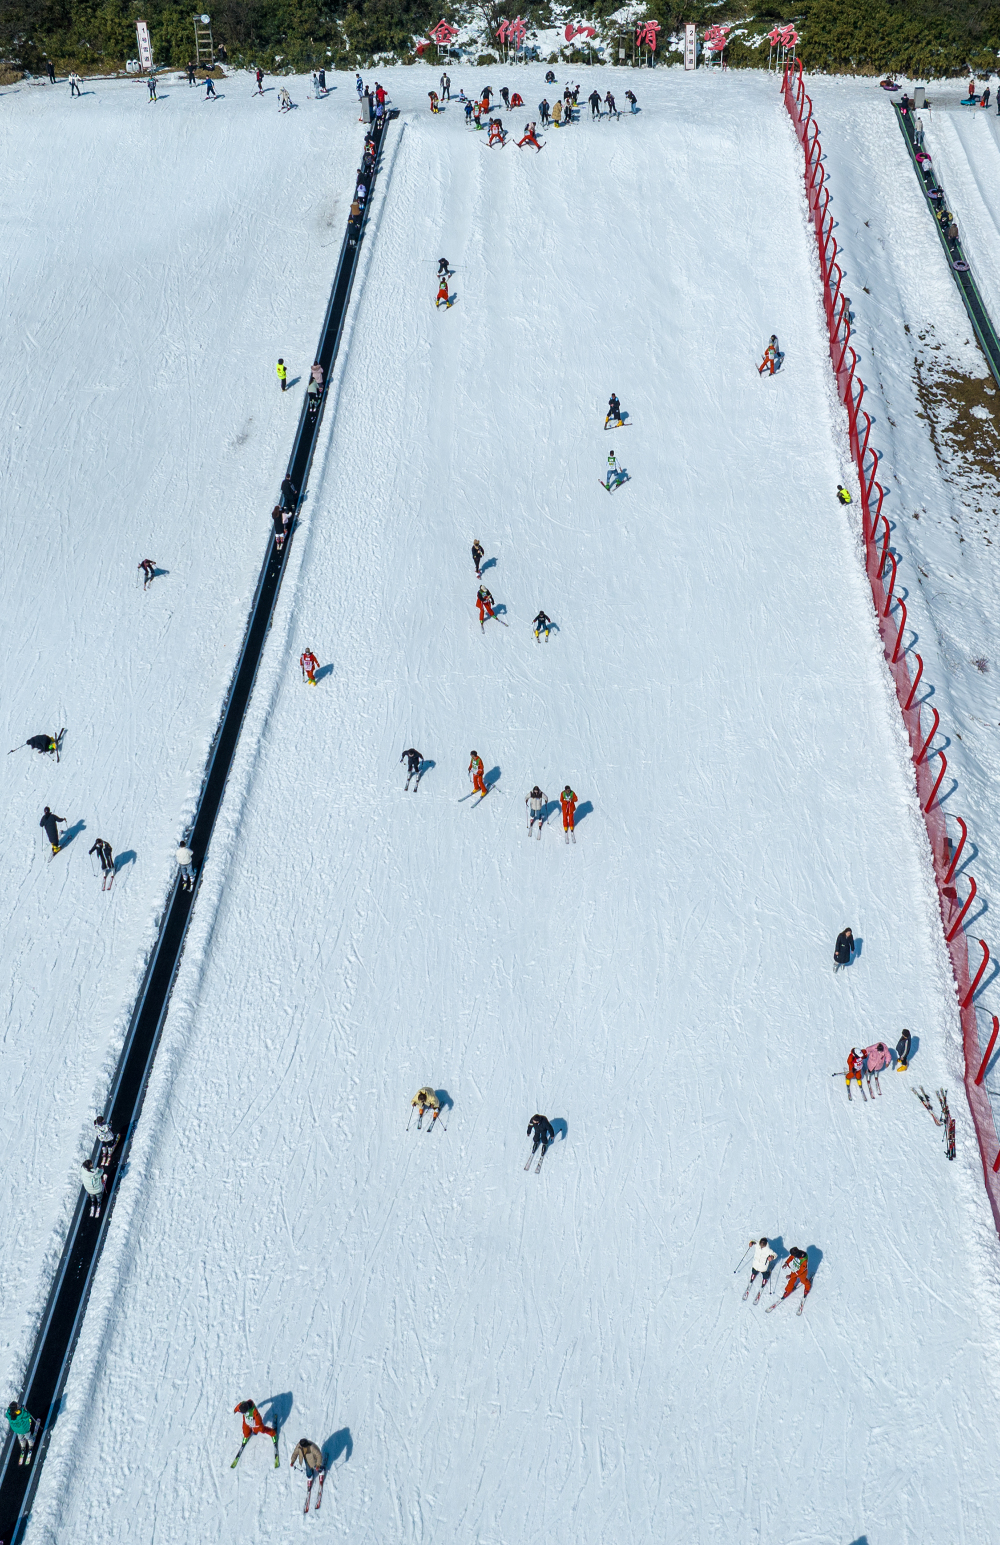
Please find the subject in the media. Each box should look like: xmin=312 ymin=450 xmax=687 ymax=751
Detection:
xmin=18 ymin=68 xmax=1000 ymax=1543
xmin=0 ymin=76 xmax=361 ymax=1398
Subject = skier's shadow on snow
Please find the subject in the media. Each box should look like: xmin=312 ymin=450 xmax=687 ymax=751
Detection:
xmin=152 ymin=567 xmax=170 ymax=580
xmin=314 ymin=664 xmax=334 ymax=684
xmin=902 ymin=1033 xmax=920 ymax=1071
xmin=550 ymin=1117 xmax=567 ymax=1143
xmin=60 ymin=820 xmax=86 ymax=849
xmin=114 ymin=850 xmax=136 ymax=875
xmin=493 ymin=603 xmax=507 ymax=617
xmin=574 ymin=801 xmax=593 ymax=826
xmin=484 ymin=766 xmax=501 ymax=791
xmin=433 ymin=1087 xmax=453 ymax=1112
xmin=286 ymin=376 xmax=302 ymax=390
xmin=480 ymin=556 xmax=497 ymax=574
xmin=848 ymin=1537 xmax=870 ymax=1544
xmin=324 ymin=1427 xmax=353 ymax=1466
xmin=805 ymin=1245 xmax=823 ymax=1282
xmin=419 ymin=758 xmax=436 ymax=780
xmin=261 ymin=1392 xmax=293 ymax=1432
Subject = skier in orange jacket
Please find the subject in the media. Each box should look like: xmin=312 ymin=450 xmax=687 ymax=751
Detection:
xmin=778 ymin=1249 xmax=812 ymax=1303
xmin=300 ymin=648 xmax=319 ymax=685
xmin=758 ymin=335 xmax=779 ymax=376
xmin=560 ymin=785 xmax=577 ymax=841
xmin=476 ymin=585 xmax=495 ymax=628
xmin=235 ymin=1399 xmax=276 ymax=1440
xmin=469 ymin=751 xmax=486 ymax=798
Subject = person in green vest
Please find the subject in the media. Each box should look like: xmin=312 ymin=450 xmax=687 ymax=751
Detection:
xmin=5 ymin=1402 xmax=39 ymax=1466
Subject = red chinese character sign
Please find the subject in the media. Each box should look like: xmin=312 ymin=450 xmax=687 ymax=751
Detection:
xmin=634 ymin=20 xmax=660 ymax=51
xmin=496 ymin=15 xmax=527 ymax=57
xmin=564 ymin=21 xmax=595 ymax=41
xmin=429 ymin=17 xmax=457 ymax=56
xmin=702 ymin=22 xmax=731 ymax=65
xmin=767 ymin=23 xmax=798 ymax=69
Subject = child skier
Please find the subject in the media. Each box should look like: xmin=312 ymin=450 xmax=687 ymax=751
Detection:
xmin=560 ymin=785 xmax=578 ymax=843
xmin=436 ymin=276 xmax=451 ymax=308
xmin=488 ymin=117 xmax=505 ymax=146
xmin=469 ymin=751 xmax=487 ymax=798
xmin=94 ymin=1114 xmax=119 ymax=1167
xmin=526 ymin=785 xmax=547 ymax=833
xmin=846 ymin=1046 xmax=867 ymax=1100
xmin=476 ymin=586 xmax=495 ymax=628
xmin=517 ymin=121 xmax=542 ymax=151
xmin=532 ymin=609 xmax=552 ymax=641
xmin=758 ymin=335 xmax=780 ymax=376
xmin=400 ymin=747 xmax=423 ymax=790
xmin=5 ymin=1402 xmax=39 ymax=1466
xmin=271 ymin=505 xmax=286 ymax=549
xmin=300 ymin=648 xmax=319 ymax=685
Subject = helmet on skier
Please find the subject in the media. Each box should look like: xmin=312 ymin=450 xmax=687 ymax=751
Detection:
xmin=471 ymin=750 xmax=478 ymax=757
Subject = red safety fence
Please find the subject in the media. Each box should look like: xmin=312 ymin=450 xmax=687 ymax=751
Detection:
xmin=782 ymin=60 xmax=1000 ymax=1232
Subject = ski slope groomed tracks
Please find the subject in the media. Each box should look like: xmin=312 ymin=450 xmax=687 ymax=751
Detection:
xmin=17 ymin=70 xmax=1000 ymax=1543
xmin=0 ymin=79 xmax=361 ymax=1400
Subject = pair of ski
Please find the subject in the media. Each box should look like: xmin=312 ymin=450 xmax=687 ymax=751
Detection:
xmin=742 ymin=1278 xmax=771 ymax=1306
xmin=101 ymin=868 xmax=115 ymax=892
xmin=564 ymin=829 xmax=575 ymax=845
xmin=600 ymin=474 xmax=630 ymax=493
xmin=524 ymin=1143 xmax=548 ymax=1174
xmin=834 ymin=1071 xmax=880 ymax=1102
xmin=231 ymin=1429 xmax=280 ymax=1470
xmin=416 ymin=1108 xmax=441 ymax=1132
xmin=304 ymin=1469 xmax=327 ymax=1512
xmin=914 ymin=1087 xmax=956 ymax=1158
xmin=404 ymin=772 xmax=422 ymax=793
xmin=766 ymin=1293 xmax=806 ymax=1316
xmin=528 ymin=819 xmax=545 ymax=841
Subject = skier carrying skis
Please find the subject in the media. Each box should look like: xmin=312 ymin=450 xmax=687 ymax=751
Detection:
xmin=771 ymin=1247 xmax=812 ymax=1310
xmin=476 ymin=586 xmax=495 ymax=629
xmin=527 ymin=1113 xmax=554 ymax=1156
xmin=81 ymin=1158 xmax=105 ymax=1218
xmin=300 ymin=648 xmax=319 ymax=685
xmin=89 ymin=837 xmax=114 ymax=888
xmin=138 ymin=558 xmax=156 ymax=589
xmin=40 ymin=807 xmax=65 ymax=855
xmin=400 ymin=748 xmax=422 ymax=789
xmin=532 ymin=609 xmax=552 ymax=641
xmin=896 ymin=1027 xmax=911 ymax=1071
xmin=833 ymin=927 xmax=855 ymax=971
xmin=5 ymin=1403 xmax=38 ymax=1466
xmin=560 ymin=785 xmax=578 ymax=842
xmin=411 ymin=1087 xmax=440 ymax=1124
xmin=526 ymin=786 xmax=547 ymax=833
xmin=290 ymin=1438 xmax=326 ymax=1509
xmin=94 ymin=1115 xmax=119 ymax=1167
xmin=472 ymin=539 xmax=484 ymax=577
xmin=746 ymin=1237 xmax=777 ymax=1297
xmin=469 ymin=751 xmax=487 ymax=798
xmin=605 ymin=393 xmax=623 ymax=428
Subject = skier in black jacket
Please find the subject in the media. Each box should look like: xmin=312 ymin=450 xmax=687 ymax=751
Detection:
xmin=472 ymin=539 xmax=484 ymax=577
xmin=400 ymin=748 xmax=423 ymax=789
xmin=527 ymin=1113 xmax=554 ymax=1155
xmin=40 ymin=807 xmax=65 ymax=853
xmin=834 ymin=927 xmax=855 ymax=972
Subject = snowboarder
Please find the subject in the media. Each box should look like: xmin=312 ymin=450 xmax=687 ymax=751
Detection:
xmin=40 ymin=806 xmax=65 ymax=855
xmin=896 ymin=1027 xmax=911 ymax=1071
xmin=411 ymin=1087 xmax=440 ymax=1127
xmin=476 ymin=586 xmax=495 ymax=629
xmin=89 ymin=837 xmax=114 ymax=889
xmin=271 ymin=505 xmax=286 ymax=549
xmin=147 ymin=75 xmax=157 ymax=101
xmin=864 ymin=1041 xmax=891 ymax=1094
xmin=560 ymin=785 xmax=578 ymax=843
xmin=758 ymin=335 xmax=779 ymax=376
xmin=527 ymin=1113 xmax=554 ymax=1157
xmin=81 ymin=1157 xmax=105 ymax=1218
xmin=139 ymin=558 xmax=156 ymax=589
xmin=768 ymin=1248 xmax=812 ymax=1312
xmin=233 ymin=1400 xmax=278 ymax=1467
xmin=745 ymin=1237 xmax=777 ymax=1299
xmin=589 ymin=88 xmax=601 ymax=117
xmin=605 ymin=393 xmax=623 ymax=428
xmin=205 ymin=76 xmax=217 ymax=98
xmin=5 ymin=1403 xmax=38 ymax=1466
xmin=94 ymin=1115 xmax=119 ymax=1167
xmin=281 ymin=474 xmax=297 ymax=509
xmin=176 ymin=843 xmax=196 ymax=890
xmin=532 ymin=609 xmax=552 ymax=641
xmin=436 ymin=275 xmax=451 ymax=308
xmin=526 ymin=786 xmax=547 ymax=834
xmin=471 ymin=539 xmax=484 ymax=577
xmin=290 ymin=1438 xmax=326 ymax=1511
xmin=833 ymin=927 xmax=855 ymax=972
xmin=277 ymin=358 xmax=287 ymax=391
xmin=300 ymin=648 xmax=319 ymax=685
xmin=836 ymin=484 xmax=852 ymax=505
xmin=400 ymin=747 xmax=422 ymax=790
xmin=517 ymin=122 xmax=542 ymax=151
xmin=469 ymin=750 xmax=487 ymax=798
xmin=846 ymin=1045 xmax=866 ymax=1100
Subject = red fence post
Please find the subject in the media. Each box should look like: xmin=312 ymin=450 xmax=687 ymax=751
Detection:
xmin=924 ymin=751 xmax=947 ymax=813
xmin=976 ymin=1015 xmax=1000 ymax=1085
xmin=916 ymin=705 xmax=939 ymax=765
xmin=964 ymin=940 xmax=990 ymax=1009
xmin=878 ymin=517 xmax=890 ymax=580
xmin=945 ymin=816 xmax=968 ymax=884
xmin=946 ymin=873 xmax=977 ymax=941
xmin=892 ymin=598 xmax=907 ymax=662
xmin=903 ymin=653 xmax=924 ymax=710
xmin=882 ymin=550 xmax=898 ymax=616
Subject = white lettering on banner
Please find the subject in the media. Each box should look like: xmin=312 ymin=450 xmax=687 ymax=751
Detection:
xmin=684 ymin=22 xmax=696 ymax=71
xmin=136 ymin=20 xmax=153 ymax=72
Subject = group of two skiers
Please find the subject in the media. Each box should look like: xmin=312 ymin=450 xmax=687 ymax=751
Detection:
xmin=80 ymin=1114 xmax=119 ymax=1218
xmin=742 ymin=1238 xmax=812 ymax=1313
xmin=527 ymin=785 xmax=578 ymax=842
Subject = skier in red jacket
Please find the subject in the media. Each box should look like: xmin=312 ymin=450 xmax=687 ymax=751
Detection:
xmin=300 ymin=648 xmax=319 ymax=685
xmin=518 ymin=121 xmax=541 ymax=151
xmin=469 ymin=751 xmax=486 ymax=798
xmin=560 ymin=785 xmax=578 ymax=842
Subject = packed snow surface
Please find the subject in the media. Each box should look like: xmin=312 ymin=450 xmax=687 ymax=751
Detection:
xmin=4 ymin=64 xmax=1000 ymax=1545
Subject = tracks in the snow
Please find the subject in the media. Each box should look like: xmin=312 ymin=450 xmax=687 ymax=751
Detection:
xmin=0 ymin=109 xmax=395 ymax=1545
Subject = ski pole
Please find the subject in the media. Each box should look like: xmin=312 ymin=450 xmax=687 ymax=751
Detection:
xmin=732 ymin=1243 xmax=752 ymax=1274
xmin=406 ymin=1105 xmax=414 ymax=1131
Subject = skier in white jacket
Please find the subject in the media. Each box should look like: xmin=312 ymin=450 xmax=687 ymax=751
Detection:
xmin=81 ymin=1159 xmax=105 ymax=1218
xmin=746 ymin=1236 xmax=777 ymax=1298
